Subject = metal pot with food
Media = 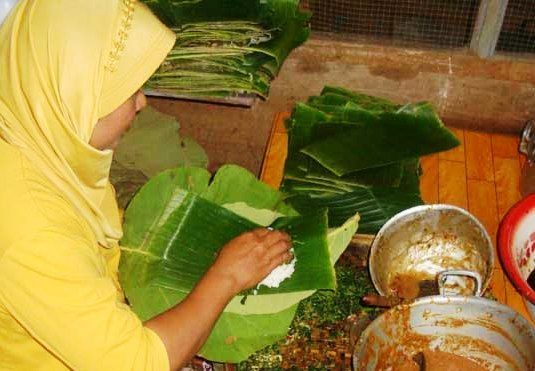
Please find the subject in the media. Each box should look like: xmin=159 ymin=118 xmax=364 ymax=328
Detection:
xmin=354 ymin=204 xmax=535 ymax=370
xmin=353 ymin=295 xmax=535 ymax=370
xmin=369 ymin=204 xmax=493 ymax=300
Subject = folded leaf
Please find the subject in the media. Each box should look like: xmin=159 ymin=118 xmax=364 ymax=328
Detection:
xmin=202 ymin=164 xmax=291 ymax=214
xmin=301 ymin=102 xmax=460 ymax=176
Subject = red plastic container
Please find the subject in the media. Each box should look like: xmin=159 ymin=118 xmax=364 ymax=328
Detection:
xmin=498 ymin=194 xmax=535 ymax=304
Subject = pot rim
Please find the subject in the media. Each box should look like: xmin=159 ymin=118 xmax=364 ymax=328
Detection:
xmin=353 ymin=295 xmax=535 ymax=369
xmin=369 ymin=204 xmax=494 ymax=296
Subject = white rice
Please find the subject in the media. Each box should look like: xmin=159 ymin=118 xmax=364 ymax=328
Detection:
xmin=256 ymin=249 xmax=296 ymax=290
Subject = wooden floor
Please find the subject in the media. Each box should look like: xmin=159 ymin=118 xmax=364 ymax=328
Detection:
xmin=260 ymin=112 xmax=534 ymax=325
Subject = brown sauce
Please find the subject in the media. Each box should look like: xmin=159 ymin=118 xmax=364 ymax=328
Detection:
xmin=390 ymin=273 xmax=427 ymax=299
xmin=399 ymin=350 xmax=486 ymax=371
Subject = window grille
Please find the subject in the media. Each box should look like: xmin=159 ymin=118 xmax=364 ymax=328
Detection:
xmin=301 ymin=0 xmax=481 ymax=50
xmin=496 ymin=0 xmax=535 ymax=54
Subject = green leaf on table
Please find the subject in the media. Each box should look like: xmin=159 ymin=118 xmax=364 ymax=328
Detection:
xmin=301 ymin=102 xmax=460 ymax=176
xmin=119 ymin=165 xmax=359 ymax=362
xmin=286 ymin=176 xmax=423 ymax=234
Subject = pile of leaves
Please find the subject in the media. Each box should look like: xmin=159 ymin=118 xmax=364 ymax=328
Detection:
xmin=109 ymin=106 xmax=208 ymax=208
xmin=118 ymin=165 xmax=360 ymax=363
xmin=281 ymin=86 xmax=461 ymax=234
xmin=142 ymin=0 xmax=310 ymax=99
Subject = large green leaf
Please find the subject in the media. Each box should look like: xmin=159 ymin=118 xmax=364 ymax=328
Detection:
xmin=110 ymin=107 xmax=208 ymax=208
xmin=119 ymin=166 xmax=360 ymax=362
xmin=202 ymin=164 xmax=288 ymax=213
xmin=114 ymin=107 xmax=208 ymax=177
xmin=199 ymin=304 xmax=298 ymax=363
xmin=121 ymin=168 xmax=335 ymax=296
xmin=301 ymin=102 xmax=460 ymax=176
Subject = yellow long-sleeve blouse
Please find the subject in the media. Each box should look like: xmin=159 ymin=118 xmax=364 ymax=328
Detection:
xmin=0 ymin=141 xmax=169 ymax=370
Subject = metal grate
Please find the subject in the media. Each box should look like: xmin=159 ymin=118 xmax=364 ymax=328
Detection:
xmin=496 ymin=0 xmax=535 ymax=54
xmin=301 ymin=0 xmax=481 ymax=49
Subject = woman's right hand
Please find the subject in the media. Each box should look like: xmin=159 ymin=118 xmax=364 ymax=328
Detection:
xmin=207 ymin=228 xmax=293 ymax=296
xmin=145 ymin=228 xmax=292 ymax=369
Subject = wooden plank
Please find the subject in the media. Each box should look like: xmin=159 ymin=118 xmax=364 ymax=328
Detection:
xmin=439 ymin=128 xmax=465 ymax=162
xmin=470 ymin=0 xmax=509 ymax=58
xmin=438 ymin=160 xmax=468 ymax=209
xmin=467 ymin=179 xmax=499 ymax=268
xmin=504 ymin=275 xmax=533 ymax=324
xmin=144 ymin=89 xmax=256 ymax=107
xmin=420 ymin=155 xmax=439 ymax=204
xmin=494 ymin=157 xmax=521 ymax=219
xmin=490 ymin=268 xmax=507 ymax=304
xmin=519 ymin=153 xmax=526 ymax=170
xmin=274 ymin=112 xmax=290 ymax=134
xmin=260 ymin=112 xmax=290 ymax=189
xmin=491 ymin=134 xmax=519 ymax=159
xmin=465 ymin=130 xmax=494 ymax=182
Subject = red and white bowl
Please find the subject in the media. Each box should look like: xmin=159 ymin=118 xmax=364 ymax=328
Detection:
xmin=498 ymin=194 xmax=535 ymax=304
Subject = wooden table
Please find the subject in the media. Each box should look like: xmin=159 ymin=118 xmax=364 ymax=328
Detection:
xmin=260 ymin=111 xmax=535 ymax=326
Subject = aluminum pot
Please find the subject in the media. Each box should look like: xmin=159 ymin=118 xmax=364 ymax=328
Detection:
xmin=369 ymin=204 xmax=494 ymax=298
xmin=353 ymin=296 xmax=535 ymax=370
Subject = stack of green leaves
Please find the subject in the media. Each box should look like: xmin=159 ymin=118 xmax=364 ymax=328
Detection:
xmin=119 ymin=164 xmax=360 ymax=362
xmin=281 ymin=86 xmax=461 ymax=234
xmin=142 ymin=0 xmax=310 ymax=99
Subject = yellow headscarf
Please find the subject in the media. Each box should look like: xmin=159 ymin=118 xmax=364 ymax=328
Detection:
xmin=0 ymin=0 xmax=175 ymax=246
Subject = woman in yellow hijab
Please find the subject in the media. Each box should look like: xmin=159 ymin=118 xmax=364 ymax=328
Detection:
xmin=0 ymin=1 xmax=292 ymax=369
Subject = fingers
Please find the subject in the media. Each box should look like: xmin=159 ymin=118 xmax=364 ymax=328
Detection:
xmin=265 ymin=239 xmax=292 ymax=261
xmin=252 ymin=228 xmax=290 ymax=247
xmin=251 ymin=228 xmax=270 ymax=239
xmin=265 ymin=249 xmax=294 ymax=274
xmin=249 ymin=228 xmax=293 ymax=271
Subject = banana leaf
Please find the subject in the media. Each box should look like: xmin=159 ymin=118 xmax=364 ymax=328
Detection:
xmin=304 ymin=158 xmax=405 ymax=188
xmin=119 ymin=166 xmax=360 ymax=362
xmin=142 ymin=0 xmax=310 ymax=99
xmin=201 ymin=164 xmax=296 ymax=215
xmin=280 ymin=88 xmax=460 ymax=234
xmin=317 ymin=86 xmax=400 ymax=111
xmin=110 ymin=106 xmax=207 ymax=208
xmin=301 ymin=102 xmax=460 ymax=176
xmin=287 ymin=187 xmax=422 ymax=233
xmin=283 ymin=158 xmax=422 ymax=232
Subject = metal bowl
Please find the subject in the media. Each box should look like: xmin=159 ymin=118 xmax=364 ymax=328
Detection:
xmin=369 ymin=204 xmax=494 ymax=297
xmin=353 ymin=296 xmax=535 ymax=370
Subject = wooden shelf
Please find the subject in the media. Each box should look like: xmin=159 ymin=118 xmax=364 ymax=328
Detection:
xmin=144 ymin=89 xmax=256 ymax=107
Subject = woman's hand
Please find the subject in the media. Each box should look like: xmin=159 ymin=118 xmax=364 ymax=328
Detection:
xmin=208 ymin=228 xmax=292 ymax=296
xmin=145 ymin=228 xmax=292 ymax=369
